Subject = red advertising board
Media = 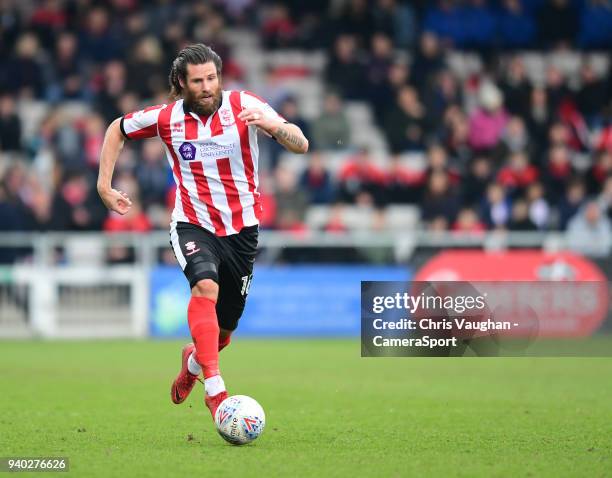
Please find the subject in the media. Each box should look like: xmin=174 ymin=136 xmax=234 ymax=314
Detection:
xmin=414 ymin=250 xmax=609 ymax=337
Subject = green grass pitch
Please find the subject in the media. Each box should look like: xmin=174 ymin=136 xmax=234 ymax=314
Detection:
xmin=1 ymin=339 xmax=611 ymax=477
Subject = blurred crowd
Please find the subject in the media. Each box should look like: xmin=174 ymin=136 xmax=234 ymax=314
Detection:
xmin=1 ymin=0 xmax=612 ymax=247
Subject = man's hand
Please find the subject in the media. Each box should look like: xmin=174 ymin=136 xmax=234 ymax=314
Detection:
xmin=237 ymin=107 xmax=274 ymax=137
xmin=238 ymin=107 xmax=308 ymax=154
xmin=98 ymin=187 xmax=132 ymax=215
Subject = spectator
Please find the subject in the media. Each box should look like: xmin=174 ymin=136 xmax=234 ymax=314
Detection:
xmin=104 ymin=204 xmax=151 ymax=233
xmin=423 ymin=69 xmax=462 ymax=127
xmin=325 ymin=34 xmax=366 ymax=101
xmin=497 ymin=116 xmax=533 ymax=161
xmin=49 ymin=32 xmax=85 ymax=101
xmin=365 ymin=33 xmax=394 ymax=98
xmin=121 ymin=12 xmax=149 ymax=53
xmin=79 ymin=7 xmax=121 ymax=64
xmin=424 ymin=144 xmax=460 ymax=185
xmin=421 ymin=170 xmax=460 ymax=225
xmin=136 ymin=139 xmax=171 ymax=209
xmin=411 ymin=32 xmax=445 ymax=92
xmin=593 ymin=105 xmax=612 ymax=151
xmin=324 ymin=203 xmax=348 ymax=233
xmin=598 ymin=175 xmax=612 ymax=220
xmin=526 ymin=182 xmax=550 ymax=229
xmin=480 ymin=183 xmax=510 ymax=229
xmin=261 ymin=3 xmax=298 ymax=49
xmin=468 ymin=82 xmax=508 ymax=153
xmin=103 ymin=172 xmax=151 ymax=233
xmin=273 ymin=164 xmax=308 ymax=230
xmin=576 ymin=63 xmax=607 ymax=125
xmin=526 ymin=87 xmax=553 ymax=158
xmin=547 ymin=121 xmax=572 ymax=150
xmin=500 ymin=57 xmax=531 ymax=119
xmin=126 ymin=36 xmax=166 ymax=100
xmin=586 ymin=151 xmax=612 ymax=195
xmin=371 ymin=59 xmax=410 ymax=126
xmin=544 ymin=145 xmax=574 ymax=202
xmin=3 ymin=32 xmax=45 ymax=98
xmin=497 ymin=151 xmax=539 ymax=197
xmin=386 ymin=155 xmax=425 ymax=204
xmin=29 ymin=0 xmax=67 ymax=47
xmin=311 ymin=92 xmax=351 ymax=150
xmin=463 ymin=156 xmax=494 ymax=207
xmin=442 ymin=105 xmax=471 ymax=162
xmin=0 ymin=163 xmax=33 ymax=231
xmin=95 ymin=61 xmax=128 ymax=124
xmin=0 ymin=95 xmax=22 ymax=152
xmin=299 ymin=153 xmax=335 ymax=204
xmin=384 ymin=85 xmax=427 ymax=153
xmin=337 ymin=148 xmax=387 ymax=206
xmin=452 ymin=207 xmax=486 ymax=235
xmin=566 ymin=200 xmax=612 ymax=258
xmin=545 ymin=66 xmax=570 ymax=114
xmin=428 ymin=216 xmax=449 ymax=232
xmin=81 ymin=113 xmax=106 ymax=169
xmin=558 ymin=179 xmax=587 ymax=230
xmin=258 ymin=66 xmax=292 ymax=111
xmin=48 ymin=171 xmax=106 ymax=231
xmin=508 ymin=199 xmax=537 ymax=231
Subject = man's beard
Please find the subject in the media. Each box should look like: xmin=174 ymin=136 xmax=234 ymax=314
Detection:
xmin=184 ymin=87 xmax=222 ymax=116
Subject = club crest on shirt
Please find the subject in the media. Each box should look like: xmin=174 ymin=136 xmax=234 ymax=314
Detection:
xmin=179 ymin=142 xmax=197 ymax=161
xmin=219 ymin=108 xmax=234 ymax=126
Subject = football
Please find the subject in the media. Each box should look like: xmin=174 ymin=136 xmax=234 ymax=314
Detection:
xmin=214 ymin=395 xmax=266 ymax=445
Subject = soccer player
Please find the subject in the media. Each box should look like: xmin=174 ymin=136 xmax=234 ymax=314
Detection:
xmin=97 ymin=44 xmax=308 ymax=418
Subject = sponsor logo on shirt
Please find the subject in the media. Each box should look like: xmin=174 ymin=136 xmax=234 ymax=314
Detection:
xmin=179 ymin=142 xmax=197 ymax=161
xmin=219 ymin=108 xmax=235 ymax=126
xmin=199 ymin=141 xmax=237 ymax=159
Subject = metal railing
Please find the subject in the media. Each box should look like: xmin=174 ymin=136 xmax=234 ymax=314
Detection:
xmin=0 ymin=230 xmax=590 ymax=266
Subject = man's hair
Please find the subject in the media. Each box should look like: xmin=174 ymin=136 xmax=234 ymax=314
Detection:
xmin=168 ymin=43 xmax=222 ymax=100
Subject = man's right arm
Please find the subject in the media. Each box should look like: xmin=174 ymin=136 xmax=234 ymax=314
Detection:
xmin=97 ymin=117 xmax=133 ymax=215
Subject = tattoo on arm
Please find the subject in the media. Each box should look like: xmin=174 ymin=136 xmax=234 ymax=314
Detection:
xmin=274 ymin=125 xmax=305 ymax=150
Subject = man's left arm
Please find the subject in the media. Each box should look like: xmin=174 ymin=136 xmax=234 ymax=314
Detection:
xmin=238 ymin=108 xmax=309 ymax=154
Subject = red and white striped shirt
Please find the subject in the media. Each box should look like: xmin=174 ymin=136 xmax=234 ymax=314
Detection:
xmin=120 ymin=90 xmax=284 ymax=236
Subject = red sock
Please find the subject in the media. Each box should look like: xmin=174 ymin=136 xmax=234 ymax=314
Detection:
xmin=187 ymin=296 xmax=219 ymax=378
xmin=218 ymin=334 xmax=231 ymax=352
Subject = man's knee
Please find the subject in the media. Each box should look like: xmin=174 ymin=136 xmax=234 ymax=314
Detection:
xmin=192 ymin=279 xmax=219 ymax=300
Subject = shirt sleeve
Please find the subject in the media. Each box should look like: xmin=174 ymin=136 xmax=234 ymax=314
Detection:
xmin=120 ymin=104 xmax=166 ymax=140
xmin=240 ymin=91 xmax=287 ymax=123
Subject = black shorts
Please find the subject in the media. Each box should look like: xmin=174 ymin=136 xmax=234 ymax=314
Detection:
xmin=170 ymin=221 xmax=258 ymax=331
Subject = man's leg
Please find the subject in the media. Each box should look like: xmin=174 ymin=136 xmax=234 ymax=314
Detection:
xmin=170 ymin=222 xmax=224 ymax=407
xmin=188 ymin=279 xmax=227 ymax=399
xmin=214 ymin=224 xmax=258 ymax=339
xmin=179 ymin=279 xmax=230 ymax=418
xmin=219 ymin=328 xmax=232 ymax=352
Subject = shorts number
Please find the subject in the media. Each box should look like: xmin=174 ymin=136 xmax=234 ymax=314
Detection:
xmin=240 ymin=275 xmax=253 ymax=296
